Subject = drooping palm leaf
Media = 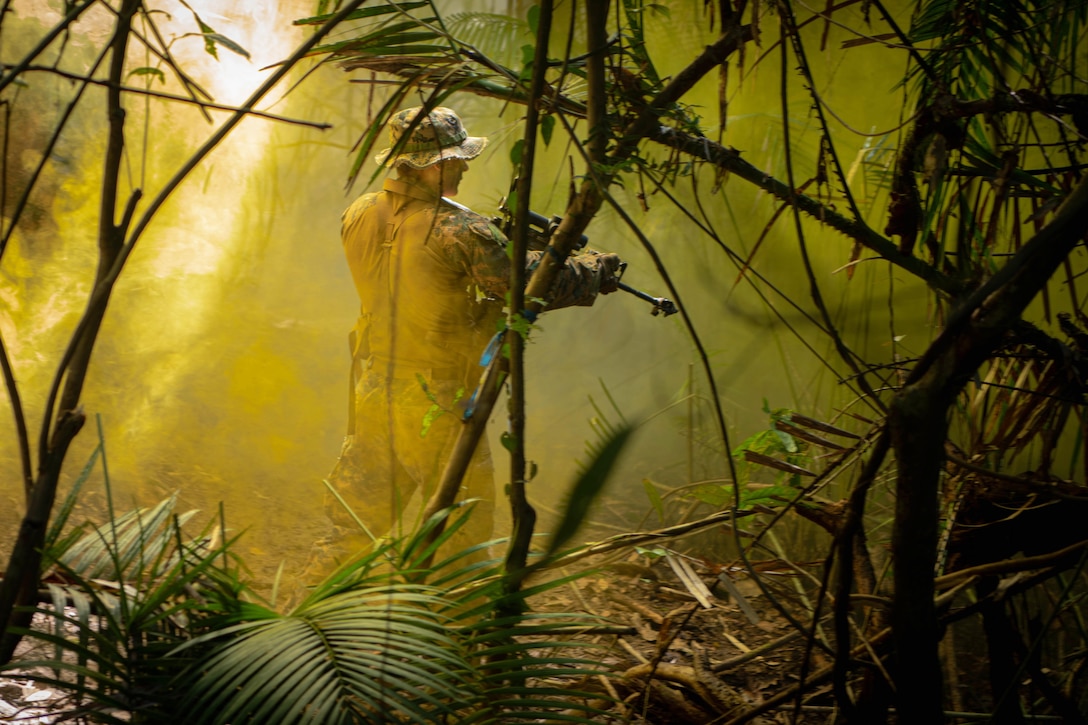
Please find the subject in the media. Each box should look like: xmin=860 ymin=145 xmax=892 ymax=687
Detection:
xmin=175 ymin=584 xmax=475 ymax=724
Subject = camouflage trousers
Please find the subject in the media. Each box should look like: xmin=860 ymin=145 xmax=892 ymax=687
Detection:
xmin=309 ymin=370 xmax=496 ymax=580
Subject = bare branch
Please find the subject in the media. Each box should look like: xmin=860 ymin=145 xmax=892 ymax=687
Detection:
xmin=7 ymin=65 xmax=332 ymax=129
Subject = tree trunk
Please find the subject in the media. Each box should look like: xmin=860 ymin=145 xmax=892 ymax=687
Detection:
xmin=888 ymin=174 xmax=1088 ymax=721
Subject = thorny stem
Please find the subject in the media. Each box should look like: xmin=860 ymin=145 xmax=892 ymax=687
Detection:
xmin=777 ymin=7 xmax=884 ymax=717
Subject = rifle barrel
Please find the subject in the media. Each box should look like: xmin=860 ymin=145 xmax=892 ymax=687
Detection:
xmin=616 ymin=282 xmax=678 ymax=317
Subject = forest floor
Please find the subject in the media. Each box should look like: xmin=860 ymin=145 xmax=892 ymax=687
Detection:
xmin=2 ymin=615 xmax=92 ymax=724
xmin=2 ymin=551 xmax=1007 ymax=724
xmin=0 ymin=556 xmax=825 ymax=725
xmin=521 ymin=551 xmax=837 ymax=725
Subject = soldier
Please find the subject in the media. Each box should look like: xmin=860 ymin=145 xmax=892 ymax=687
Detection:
xmin=320 ymin=106 xmax=622 ymax=572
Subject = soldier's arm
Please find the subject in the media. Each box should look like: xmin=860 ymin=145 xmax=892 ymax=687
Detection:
xmin=438 ymin=211 xmax=618 ymax=309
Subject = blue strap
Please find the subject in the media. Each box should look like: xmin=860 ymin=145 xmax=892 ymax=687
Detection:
xmin=479 ymin=329 xmax=505 ymax=368
xmin=463 ymin=387 xmax=481 ymax=421
xmin=462 ymin=309 xmax=539 ymax=420
xmin=463 ymin=329 xmax=504 ymax=420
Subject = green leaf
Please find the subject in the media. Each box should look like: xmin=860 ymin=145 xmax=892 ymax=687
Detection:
xmin=415 ymin=374 xmax=463 ymax=437
xmin=510 ymin=138 xmax=524 ymax=166
xmin=540 ymin=113 xmax=555 ymax=145
xmin=545 ymin=425 xmax=632 ymax=557
xmin=202 ymin=32 xmax=251 ymax=60
xmin=739 ymin=483 xmax=798 ymax=508
xmin=508 ymin=310 xmax=537 ymax=339
xmin=190 ymin=11 xmax=219 ymax=59
xmin=635 ymin=546 xmax=668 ymax=559
xmin=642 ymin=478 xmax=664 ymax=521
xmin=128 ymin=67 xmax=166 ymax=84
xmin=527 ymin=4 xmax=540 ymax=34
xmin=647 ymin=2 xmax=671 ymax=19
xmin=773 ymin=428 xmax=797 ymax=454
xmin=686 ymin=482 xmax=730 ymax=507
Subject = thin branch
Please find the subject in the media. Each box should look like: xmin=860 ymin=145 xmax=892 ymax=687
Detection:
xmin=128 ymin=2 xmax=215 ymax=119
xmin=501 ymin=0 xmax=553 ymax=589
xmin=46 ymin=0 xmax=137 ymax=449
xmin=832 ymin=426 xmax=891 ymax=713
xmin=541 ymin=508 xmax=752 ymax=573
xmin=867 ymin=0 xmax=942 ymax=88
xmin=649 ymin=125 xmax=963 ymax=295
xmin=935 ymin=537 xmax=1088 ymax=590
xmin=5 ymin=66 xmax=332 ymax=129
xmin=0 ymin=331 xmax=31 ymax=503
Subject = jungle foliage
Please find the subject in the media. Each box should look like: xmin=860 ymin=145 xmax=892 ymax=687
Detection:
xmin=2 ymin=0 xmax=1088 ymax=724
xmin=297 ymin=0 xmax=1088 ymax=722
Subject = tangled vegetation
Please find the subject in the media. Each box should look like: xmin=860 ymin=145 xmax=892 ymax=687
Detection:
xmin=3 ymin=0 xmax=1088 ymax=723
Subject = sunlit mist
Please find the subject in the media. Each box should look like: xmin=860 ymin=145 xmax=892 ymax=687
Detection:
xmin=2 ymin=1 xmax=935 ymax=584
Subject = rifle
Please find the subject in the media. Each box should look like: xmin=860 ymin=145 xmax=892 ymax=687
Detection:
xmin=454 ymin=196 xmax=679 ymax=317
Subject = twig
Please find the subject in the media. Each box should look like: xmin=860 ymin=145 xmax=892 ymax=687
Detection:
xmin=5 ymin=66 xmax=332 ymax=129
xmin=0 ymin=332 xmax=31 ymax=503
xmin=649 ymin=126 xmax=962 ymax=296
xmin=935 ymin=538 xmax=1088 ymax=590
xmin=500 ymin=0 xmax=554 ymax=603
xmin=544 ymin=509 xmax=750 ymax=570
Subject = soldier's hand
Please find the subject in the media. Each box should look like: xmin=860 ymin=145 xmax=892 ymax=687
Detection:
xmin=596 ymin=253 xmax=623 ymax=294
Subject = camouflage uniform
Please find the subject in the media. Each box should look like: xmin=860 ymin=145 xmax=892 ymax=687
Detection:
xmin=321 ymin=174 xmax=612 ymax=568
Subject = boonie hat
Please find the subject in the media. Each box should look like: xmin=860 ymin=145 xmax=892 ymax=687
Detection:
xmin=374 ymin=106 xmax=488 ymax=169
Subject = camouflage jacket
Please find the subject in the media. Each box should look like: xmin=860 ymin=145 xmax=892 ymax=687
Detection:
xmin=341 ymin=177 xmax=606 ymax=380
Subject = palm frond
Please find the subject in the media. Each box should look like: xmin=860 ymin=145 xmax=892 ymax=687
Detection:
xmin=1 ymin=473 xmax=256 ymax=722
xmin=447 ymin=11 xmax=529 ymax=70
xmin=177 ymin=584 xmax=474 ymax=724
